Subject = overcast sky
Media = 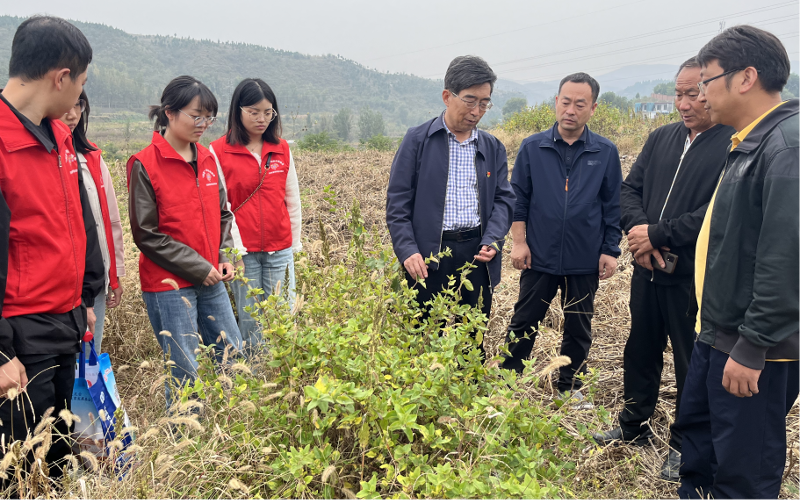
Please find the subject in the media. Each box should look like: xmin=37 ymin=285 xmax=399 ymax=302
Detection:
xmin=4 ymin=0 xmax=799 ymax=82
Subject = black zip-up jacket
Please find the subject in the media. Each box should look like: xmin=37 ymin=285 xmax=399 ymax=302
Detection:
xmin=699 ymin=99 xmax=798 ymax=370
xmin=621 ymin=122 xmax=734 ymax=284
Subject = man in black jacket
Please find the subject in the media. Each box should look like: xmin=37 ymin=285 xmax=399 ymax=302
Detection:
xmin=678 ymin=26 xmax=798 ymax=499
xmin=592 ymin=58 xmax=734 ymax=481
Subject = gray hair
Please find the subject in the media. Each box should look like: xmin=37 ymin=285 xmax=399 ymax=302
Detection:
xmin=676 ymin=57 xmax=700 ymax=79
xmin=444 ymin=55 xmax=497 ymax=95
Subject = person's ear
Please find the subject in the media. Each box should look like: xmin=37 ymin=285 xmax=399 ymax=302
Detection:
xmin=53 ymin=68 xmax=72 ymax=91
xmin=442 ymin=89 xmax=451 ymax=107
xmin=738 ymin=67 xmax=759 ymax=94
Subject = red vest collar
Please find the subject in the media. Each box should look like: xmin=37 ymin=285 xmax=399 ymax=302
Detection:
xmin=219 ymin=136 xmax=284 ymax=163
xmin=150 ymin=131 xmax=212 ymax=164
xmin=0 ymin=99 xmax=72 ymax=153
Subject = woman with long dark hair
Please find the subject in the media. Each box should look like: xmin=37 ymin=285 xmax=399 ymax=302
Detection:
xmin=128 ymin=75 xmax=243 ymax=408
xmin=210 ymin=78 xmax=301 ymax=349
xmin=59 ymin=90 xmax=125 ymax=355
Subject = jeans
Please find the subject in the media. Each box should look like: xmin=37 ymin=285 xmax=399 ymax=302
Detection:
xmin=85 ymin=290 xmax=106 ymax=357
xmin=143 ymin=282 xmax=243 ymax=408
xmin=232 ymin=248 xmax=296 ymax=349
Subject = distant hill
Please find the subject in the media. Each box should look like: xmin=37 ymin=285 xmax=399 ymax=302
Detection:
xmin=498 ymin=61 xmax=800 ymax=105
xmin=0 ymin=16 xmax=521 ymax=136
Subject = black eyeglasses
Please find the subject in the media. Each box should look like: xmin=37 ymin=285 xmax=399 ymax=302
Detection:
xmin=697 ymin=68 xmax=756 ymax=94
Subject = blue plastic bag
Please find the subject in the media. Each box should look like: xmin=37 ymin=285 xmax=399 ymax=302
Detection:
xmin=72 ymin=339 xmax=133 ymax=463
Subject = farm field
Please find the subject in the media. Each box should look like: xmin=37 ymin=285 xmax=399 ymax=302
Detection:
xmin=5 ymin=116 xmax=797 ymax=498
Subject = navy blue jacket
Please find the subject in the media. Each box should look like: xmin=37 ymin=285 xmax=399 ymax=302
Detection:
xmin=511 ymin=123 xmax=622 ymax=275
xmin=386 ymin=115 xmax=515 ymax=289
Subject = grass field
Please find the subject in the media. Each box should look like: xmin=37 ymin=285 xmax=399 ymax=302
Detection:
xmin=2 ymin=116 xmax=797 ymax=498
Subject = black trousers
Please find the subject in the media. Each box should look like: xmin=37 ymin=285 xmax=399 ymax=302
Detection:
xmin=619 ymin=269 xmax=696 ymax=450
xmin=406 ymin=235 xmax=492 ymax=351
xmin=0 ymin=354 xmax=76 ymax=481
xmin=677 ymin=341 xmax=799 ymax=499
xmin=501 ymin=270 xmax=599 ymax=392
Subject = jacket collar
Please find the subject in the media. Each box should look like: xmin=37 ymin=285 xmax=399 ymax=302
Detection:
xmin=221 ymin=136 xmax=284 ymax=161
xmin=540 ymin=122 xmax=600 ymax=151
xmin=428 ymin=113 xmax=489 ymax=157
xmin=0 ymin=96 xmax=71 ymax=154
xmin=734 ymin=99 xmax=799 ymax=154
xmin=151 ymin=131 xmax=211 ymax=164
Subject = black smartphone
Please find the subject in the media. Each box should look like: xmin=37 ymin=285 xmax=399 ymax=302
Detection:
xmin=651 ymin=251 xmax=678 ymax=274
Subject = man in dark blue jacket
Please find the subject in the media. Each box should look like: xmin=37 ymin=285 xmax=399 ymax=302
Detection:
xmin=502 ymin=73 xmax=622 ymax=405
xmin=386 ymin=55 xmax=514 ymax=353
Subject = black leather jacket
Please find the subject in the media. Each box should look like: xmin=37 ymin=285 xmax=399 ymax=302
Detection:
xmin=698 ymin=99 xmax=799 ymax=370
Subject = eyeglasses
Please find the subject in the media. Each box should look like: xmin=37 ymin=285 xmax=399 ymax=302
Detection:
xmin=450 ymin=91 xmax=493 ymax=111
xmin=74 ymin=99 xmax=86 ymax=114
xmin=240 ymin=107 xmax=278 ymax=122
xmin=178 ymin=109 xmax=217 ymax=127
xmin=697 ymin=68 xmax=748 ymax=94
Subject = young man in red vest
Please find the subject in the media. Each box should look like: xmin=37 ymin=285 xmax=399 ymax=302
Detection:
xmin=0 ymin=16 xmax=104 ymax=480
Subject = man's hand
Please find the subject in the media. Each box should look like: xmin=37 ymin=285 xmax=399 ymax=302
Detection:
xmin=474 ymin=245 xmax=497 ymax=263
xmin=598 ymin=254 xmax=618 ymax=280
xmin=0 ymin=357 xmax=27 ymax=398
xmin=510 ymin=240 xmax=531 ymax=270
xmin=722 ymin=357 xmax=762 ymax=397
xmin=203 ymin=266 xmax=224 ymax=286
xmin=634 ymin=248 xmax=666 ymax=271
xmin=87 ymin=306 xmax=97 ymax=334
xmin=220 ymin=262 xmax=235 ymax=283
xmin=234 ymin=259 xmax=245 ymax=270
xmin=106 ymin=284 xmax=124 ymax=309
xmin=404 ymin=253 xmax=428 ymax=280
xmin=627 ymin=224 xmax=654 ymax=256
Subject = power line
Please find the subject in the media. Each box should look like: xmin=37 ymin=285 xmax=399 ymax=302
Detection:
xmin=490 ymin=1 xmax=797 ymax=70
xmin=507 ymin=32 xmax=799 ymax=85
xmin=496 ymin=14 xmax=797 ymax=77
xmin=416 ymin=1 xmax=797 ymax=79
xmin=362 ymin=0 xmax=651 ymax=63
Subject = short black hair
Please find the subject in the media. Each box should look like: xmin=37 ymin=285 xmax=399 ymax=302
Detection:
xmin=676 ymin=57 xmax=700 ymax=80
xmin=226 ymin=78 xmax=282 ymax=146
xmin=697 ymin=25 xmax=790 ymax=94
xmin=72 ymin=90 xmax=99 ymax=156
xmin=149 ymin=75 xmax=218 ymax=131
xmin=558 ymin=72 xmax=600 ymax=103
xmin=9 ymin=16 xmax=92 ymax=81
xmin=444 ymin=56 xmax=497 ymax=95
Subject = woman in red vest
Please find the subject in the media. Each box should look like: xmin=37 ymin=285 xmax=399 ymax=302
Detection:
xmin=210 ymin=78 xmax=301 ymax=350
xmin=59 ymin=91 xmax=125 ymax=356
xmin=128 ymin=76 xmax=243 ymax=408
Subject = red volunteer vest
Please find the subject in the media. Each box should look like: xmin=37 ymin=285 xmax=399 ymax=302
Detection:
xmin=83 ymin=148 xmax=120 ymax=292
xmin=127 ymin=132 xmax=222 ymax=292
xmin=0 ymin=100 xmax=87 ymax=317
xmin=210 ymin=136 xmax=292 ymax=252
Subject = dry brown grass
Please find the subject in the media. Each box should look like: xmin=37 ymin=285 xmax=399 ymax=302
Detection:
xmin=93 ymin=143 xmax=798 ymax=499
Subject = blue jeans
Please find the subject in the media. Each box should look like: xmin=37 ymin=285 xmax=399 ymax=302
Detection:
xmin=232 ymin=248 xmax=295 ymax=349
xmin=85 ymin=290 xmax=106 ymax=357
xmin=143 ymin=282 xmax=243 ymax=408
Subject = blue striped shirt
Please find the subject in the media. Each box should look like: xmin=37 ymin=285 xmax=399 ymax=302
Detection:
xmin=441 ymin=116 xmax=481 ymax=231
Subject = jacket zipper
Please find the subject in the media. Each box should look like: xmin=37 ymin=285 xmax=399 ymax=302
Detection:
xmin=194 ymin=168 xmax=215 ymax=263
xmin=473 ymin=149 xmax=491 ymax=292
xmin=698 ymin=155 xmax=731 ymax=332
xmin=57 ymin=153 xmax=82 ymax=303
xmin=258 ymin=153 xmax=264 ymax=251
xmin=559 ymin=167 xmax=570 ymax=273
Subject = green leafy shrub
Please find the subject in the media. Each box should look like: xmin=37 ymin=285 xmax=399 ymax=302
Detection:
xmin=297 ymin=131 xmax=344 ymax=152
xmin=78 ymin=200 xmax=599 ymax=499
xmin=360 ymin=134 xmax=396 ymax=152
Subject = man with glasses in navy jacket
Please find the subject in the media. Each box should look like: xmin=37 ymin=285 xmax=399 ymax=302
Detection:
xmin=386 ymin=55 xmax=514 ymax=356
